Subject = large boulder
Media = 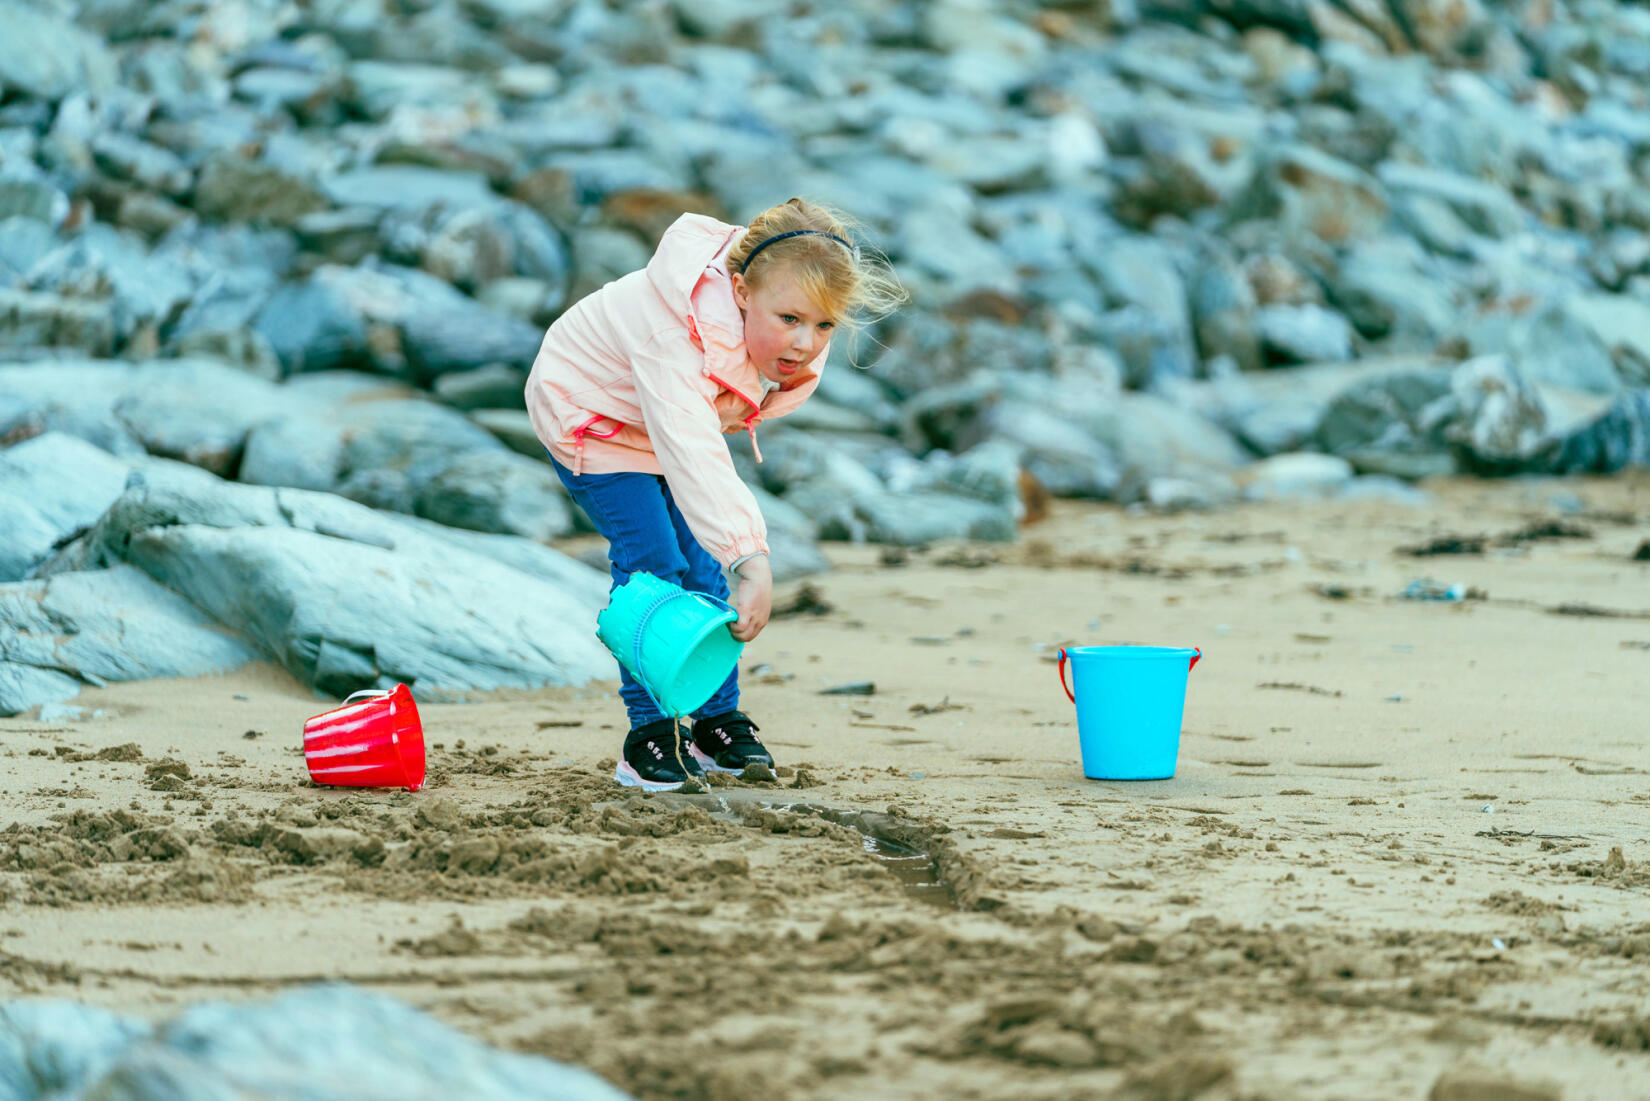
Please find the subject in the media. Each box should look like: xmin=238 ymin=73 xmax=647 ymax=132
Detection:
xmin=0 ymin=985 xmax=627 ymax=1100
xmin=54 ymin=462 xmax=611 ymax=698
xmin=1315 ymin=363 xmax=1458 ymax=478
xmin=0 ymin=564 xmax=260 ymax=716
xmin=0 ymin=432 xmax=131 ymax=582
xmin=0 ymin=0 xmax=118 ymax=101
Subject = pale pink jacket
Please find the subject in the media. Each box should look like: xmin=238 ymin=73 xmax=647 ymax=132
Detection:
xmin=525 ymin=214 xmax=827 ymax=568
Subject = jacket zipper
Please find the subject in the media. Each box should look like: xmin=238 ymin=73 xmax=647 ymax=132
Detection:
xmin=706 ymin=372 xmax=763 ymax=463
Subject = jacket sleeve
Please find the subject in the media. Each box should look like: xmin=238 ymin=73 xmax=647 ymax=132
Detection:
xmin=629 ymin=331 xmax=769 ymax=568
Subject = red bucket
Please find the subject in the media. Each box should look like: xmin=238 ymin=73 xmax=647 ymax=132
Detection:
xmin=302 ymin=684 xmax=426 ymax=792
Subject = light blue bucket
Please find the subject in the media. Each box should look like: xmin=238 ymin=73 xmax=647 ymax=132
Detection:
xmin=1057 ymin=645 xmax=1202 ymax=780
xmin=596 ymin=572 xmax=743 ymax=718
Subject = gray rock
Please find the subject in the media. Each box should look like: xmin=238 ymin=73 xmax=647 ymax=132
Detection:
xmin=982 ymin=399 xmax=1121 ymax=499
xmin=1189 ymin=252 xmax=1261 ymax=372
xmin=1322 ymin=240 xmax=1457 ymax=350
xmin=412 ymin=449 xmax=576 ymax=540
xmin=76 ymin=464 xmax=611 ymax=697
xmin=1143 ymin=474 xmax=1237 ymax=512
xmin=0 ymin=564 xmax=260 ymax=716
xmin=26 ymin=224 xmax=198 ymax=343
xmin=1375 ymin=161 xmax=1527 ymax=239
xmin=89 ymin=132 xmax=192 ymax=197
xmin=433 ymin=364 xmax=529 ymax=410
xmin=1391 ymin=191 xmax=1479 ymax=258
xmin=467 ymin=408 xmax=544 ymax=459
xmin=392 ymin=269 xmax=545 ymax=382
xmin=0 ymin=217 xmax=60 ymax=285
xmin=1229 ymin=144 xmax=1389 ymax=245
xmin=1562 ymin=294 xmax=1650 ymax=388
xmin=1335 ymin=475 xmax=1433 ymax=506
xmin=0 ymin=288 xmax=116 ymax=356
xmin=0 ymin=993 xmax=149 ymax=1095
xmin=764 ymin=524 xmax=831 ymax=582
xmin=544 ymin=149 xmax=689 ymax=206
xmin=893 ymin=206 xmax=1016 ymax=300
xmin=849 ymin=490 xmax=1016 ymax=545
xmin=0 ymin=433 xmax=130 ymax=583
xmin=475 ymin=277 xmax=562 ymax=326
xmin=321 ymin=166 xmax=500 ymax=212
xmin=1536 ymin=388 xmax=1650 ymax=475
xmin=380 ymin=201 xmax=569 ymax=294
xmin=1255 ymin=302 xmax=1355 ymax=364
xmin=1086 ymin=237 xmax=1197 ymax=382
xmin=0 ymin=986 xmax=627 ymax=1100
xmin=1165 ymin=359 xmax=1417 ymax=456
xmin=193 ymin=152 xmax=329 ymax=227
xmin=1084 ymin=391 xmax=1251 ymax=485
xmin=902 ymin=440 xmax=1024 ymax=512
xmin=1455 ymin=299 xmax=1623 ymax=395
xmin=1238 ymin=451 xmax=1355 ymax=500
xmin=334 ymin=399 xmax=508 ymax=507
xmin=0 ymin=176 xmax=69 ymax=229
xmin=239 ymin=415 xmax=347 ymax=492
xmin=0 ymin=0 xmax=117 ymax=101
xmin=386 ymin=514 xmax=610 ymax=606
xmin=1440 ymin=355 xmax=1552 ymax=467
xmin=111 ymin=359 xmax=292 ymax=477
xmin=253 ymin=266 xmax=378 ymax=375
xmin=1316 ymin=364 xmax=1458 ymax=478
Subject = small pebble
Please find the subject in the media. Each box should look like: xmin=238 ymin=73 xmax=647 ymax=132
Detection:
xmin=1492 ymin=937 xmax=1506 ymax=950
xmin=820 ymin=681 xmax=875 ymax=696
xmin=910 ymin=771 xmax=926 ymax=780
xmin=1481 ymin=804 xmax=1494 ymax=814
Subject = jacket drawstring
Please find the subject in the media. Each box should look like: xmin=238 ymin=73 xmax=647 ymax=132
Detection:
xmin=571 ymin=415 xmax=621 ymax=476
xmin=747 ymin=423 xmax=763 ymax=463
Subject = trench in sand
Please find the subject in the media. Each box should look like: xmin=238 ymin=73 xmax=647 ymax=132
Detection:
xmin=647 ymin=788 xmax=961 ymax=909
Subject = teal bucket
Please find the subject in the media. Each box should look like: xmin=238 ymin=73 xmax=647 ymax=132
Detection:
xmin=1057 ymin=645 xmax=1202 ymax=780
xmin=596 ymin=572 xmax=743 ymax=718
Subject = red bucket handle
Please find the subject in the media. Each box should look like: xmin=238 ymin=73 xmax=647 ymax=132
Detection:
xmin=1057 ymin=648 xmax=1075 ymax=703
xmin=1057 ymin=646 xmax=1201 ymax=705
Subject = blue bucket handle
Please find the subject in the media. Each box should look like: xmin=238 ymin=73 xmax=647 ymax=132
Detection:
xmin=629 ymin=588 xmax=737 ymax=716
xmin=1057 ymin=646 xmax=1202 ymax=705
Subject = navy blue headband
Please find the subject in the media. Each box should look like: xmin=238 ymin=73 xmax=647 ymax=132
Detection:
xmin=739 ymin=229 xmax=857 ymax=273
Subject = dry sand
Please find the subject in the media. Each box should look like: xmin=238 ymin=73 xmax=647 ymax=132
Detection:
xmin=4 ymin=473 xmax=1650 ymax=1100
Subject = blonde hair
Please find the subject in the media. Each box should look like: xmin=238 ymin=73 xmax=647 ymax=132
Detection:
xmin=727 ymin=197 xmax=906 ymax=333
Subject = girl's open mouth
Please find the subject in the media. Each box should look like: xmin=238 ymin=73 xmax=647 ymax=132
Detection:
xmin=777 ymin=358 xmax=801 ymax=374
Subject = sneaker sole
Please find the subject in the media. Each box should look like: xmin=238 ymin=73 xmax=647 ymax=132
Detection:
xmin=613 ymin=761 xmax=687 ymax=792
xmin=688 ymin=744 xmax=773 ymax=774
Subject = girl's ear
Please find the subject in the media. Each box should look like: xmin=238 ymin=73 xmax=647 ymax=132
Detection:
xmin=730 ymin=272 xmax=750 ymax=311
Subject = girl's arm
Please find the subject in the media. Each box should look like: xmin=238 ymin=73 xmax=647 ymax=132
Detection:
xmin=628 ymin=332 xmax=771 ymax=569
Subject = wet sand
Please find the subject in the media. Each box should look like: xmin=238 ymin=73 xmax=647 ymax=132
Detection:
xmin=3 ymin=473 xmax=1650 ymax=1100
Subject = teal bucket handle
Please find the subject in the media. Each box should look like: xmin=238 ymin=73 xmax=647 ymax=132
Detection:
xmin=630 ymin=588 xmax=737 ymax=716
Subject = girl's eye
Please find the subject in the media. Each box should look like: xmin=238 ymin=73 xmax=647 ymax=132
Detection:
xmin=819 ymin=322 xmax=834 ymax=331
xmin=780 ymin=314 xmax=798 ymax=324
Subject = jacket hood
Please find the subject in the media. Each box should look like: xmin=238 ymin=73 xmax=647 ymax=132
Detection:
xmin=644 ymin=211 xmax=826 ymax=413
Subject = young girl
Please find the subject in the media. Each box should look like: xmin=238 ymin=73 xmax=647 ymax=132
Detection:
xmin=525 ymin=198 xmax=904 ymax=791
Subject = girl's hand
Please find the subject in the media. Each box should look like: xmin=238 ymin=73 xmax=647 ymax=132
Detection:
xmin=731 ymin=555 xmax=773 ymax=642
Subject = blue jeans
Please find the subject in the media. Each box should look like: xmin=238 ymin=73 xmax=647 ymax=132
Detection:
xmin=548 ymin=454 xmax=739 ymax=730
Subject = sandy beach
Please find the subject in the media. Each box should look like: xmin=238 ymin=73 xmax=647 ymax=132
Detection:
xmin=4 ymin=474 xmax=1649 ymax=1100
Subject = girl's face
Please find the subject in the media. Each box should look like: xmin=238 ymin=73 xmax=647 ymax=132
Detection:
xmin=731 ymin=268 xmax=835 ymax=385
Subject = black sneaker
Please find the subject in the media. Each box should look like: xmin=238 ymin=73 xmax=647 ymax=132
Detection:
xmin=615 ymin=719 xmax=704 ymax=791
xmin=688 ymin=710 xmax=774 ymax=773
